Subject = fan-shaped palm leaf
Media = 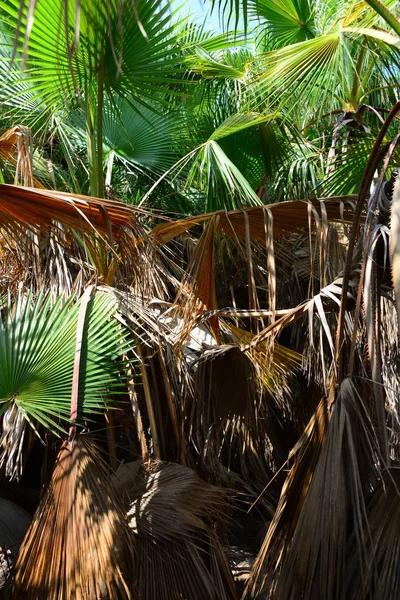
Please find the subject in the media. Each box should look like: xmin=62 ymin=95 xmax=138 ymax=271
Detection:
xmin=115 ymin=459 xmax=237 ymax=600
xmin=0 ymin=289 xmax=129 ymax=478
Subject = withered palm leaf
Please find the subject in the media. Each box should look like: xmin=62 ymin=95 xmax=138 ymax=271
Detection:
xmin=10 ymin=436 xmax=134 ymax=600
xmin=115 ymin=460 xmax=237 ymax=600
xmin=0 ymin=184 xmax=144 ymax=238
xmin=248 ymin=378 xmax=381 ymax=600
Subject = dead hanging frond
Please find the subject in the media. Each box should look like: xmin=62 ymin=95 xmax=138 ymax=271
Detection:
xmin=248 ymin=378 xmax=381 ymax=600
xmin=10 ymin=436 xmax=134 ymax=600
xmin=246 ymin=397 xmax=329 ymax=599
xmin=380 ymin=294 xmax=400 ymax=461
xmin=0 ymin=404 xmax=28 ymax=482
xmin=345 ymin=468 xmax=400 ymax=600
xmin=114 ymin=460 xmax=237 ymax=600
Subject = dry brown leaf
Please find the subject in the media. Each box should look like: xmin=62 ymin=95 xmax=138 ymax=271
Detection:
xmin=10 ymin=436 xmax=133 ymax=600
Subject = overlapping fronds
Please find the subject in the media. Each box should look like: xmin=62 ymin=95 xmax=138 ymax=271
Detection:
xmin=151 ymin=197 xmax=355 ymax=354
xmin=115 ymin=459 xmax=237 ymax=600
xmin=0 ymin=0 xmax=184 ymax=110
xmin=151 ymin=197 xmax=356 ymax=244
xmin=10 ymin=436 xmax=133 ymax=600
xmin=247 ymin=6 xmax=400 ymax=117
xmin=0 ymin=288 xmax=129 ymax=478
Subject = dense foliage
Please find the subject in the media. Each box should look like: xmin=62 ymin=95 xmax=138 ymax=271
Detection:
xmin=0 ymin=0 xmax=399 ymax=598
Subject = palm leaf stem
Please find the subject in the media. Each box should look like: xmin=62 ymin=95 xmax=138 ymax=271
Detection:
xmin=364 ymin=0 xmax=400 ymax=36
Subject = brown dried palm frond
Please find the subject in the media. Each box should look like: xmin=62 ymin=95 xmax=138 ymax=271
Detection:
xmin=151 ymin=197 xmax=356 ymax=354
xmin=9 ymin=436 xmax=134 ymax=600
xmin=151 ymin=197 xmax=356 ymax=246
xmin=345 ymin=468 xmax=400 ymax=600
xmin=247 ymin=378 xmax=381 ymax=600
xmin=114 ymin=460 xmax=237 ymax=600
xmin=0 ymin=126 xmax=42 ymax=188
xmin=0 ymin=184 xmax=141 ymax=238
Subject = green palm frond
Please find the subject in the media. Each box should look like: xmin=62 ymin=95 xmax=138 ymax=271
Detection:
xmin=0 ymin=0 xmax=184 ymax=111
xmin=141 ymin=138 xmax=263 ymax=212
xmin=249 ymin=0 xmax=316 ymax=47
xmin=0 ymin=288 xmax=129 ymax=478
xmin=248 ymin=15 xmax=400 ymax=118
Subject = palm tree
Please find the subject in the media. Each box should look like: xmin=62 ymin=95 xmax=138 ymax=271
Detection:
xmin=0 ymin=0 xmax=400 ymax=599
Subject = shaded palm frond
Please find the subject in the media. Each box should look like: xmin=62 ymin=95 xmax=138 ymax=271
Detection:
xmin=249 ymin=378 xmax=381 ymax=600
xmin=345 ymin=468 xmax=400 ymax=600
xmin=115 ymin=459 xmax=237 ymax=600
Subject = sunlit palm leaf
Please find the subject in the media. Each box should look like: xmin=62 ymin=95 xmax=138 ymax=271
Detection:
xmin=0 ymin=289 xmax=129 ymax=478
xmin=12 ymin=436 xmax=133 ymax=599
xmin=0 ymin=183 xmax=141 ymax=236
xmin=249 ymin=0 xmax=316 ymax=47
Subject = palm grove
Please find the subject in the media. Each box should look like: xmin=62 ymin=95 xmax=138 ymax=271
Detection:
xmin=0 ymin=0 xmax=399 ymax=598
